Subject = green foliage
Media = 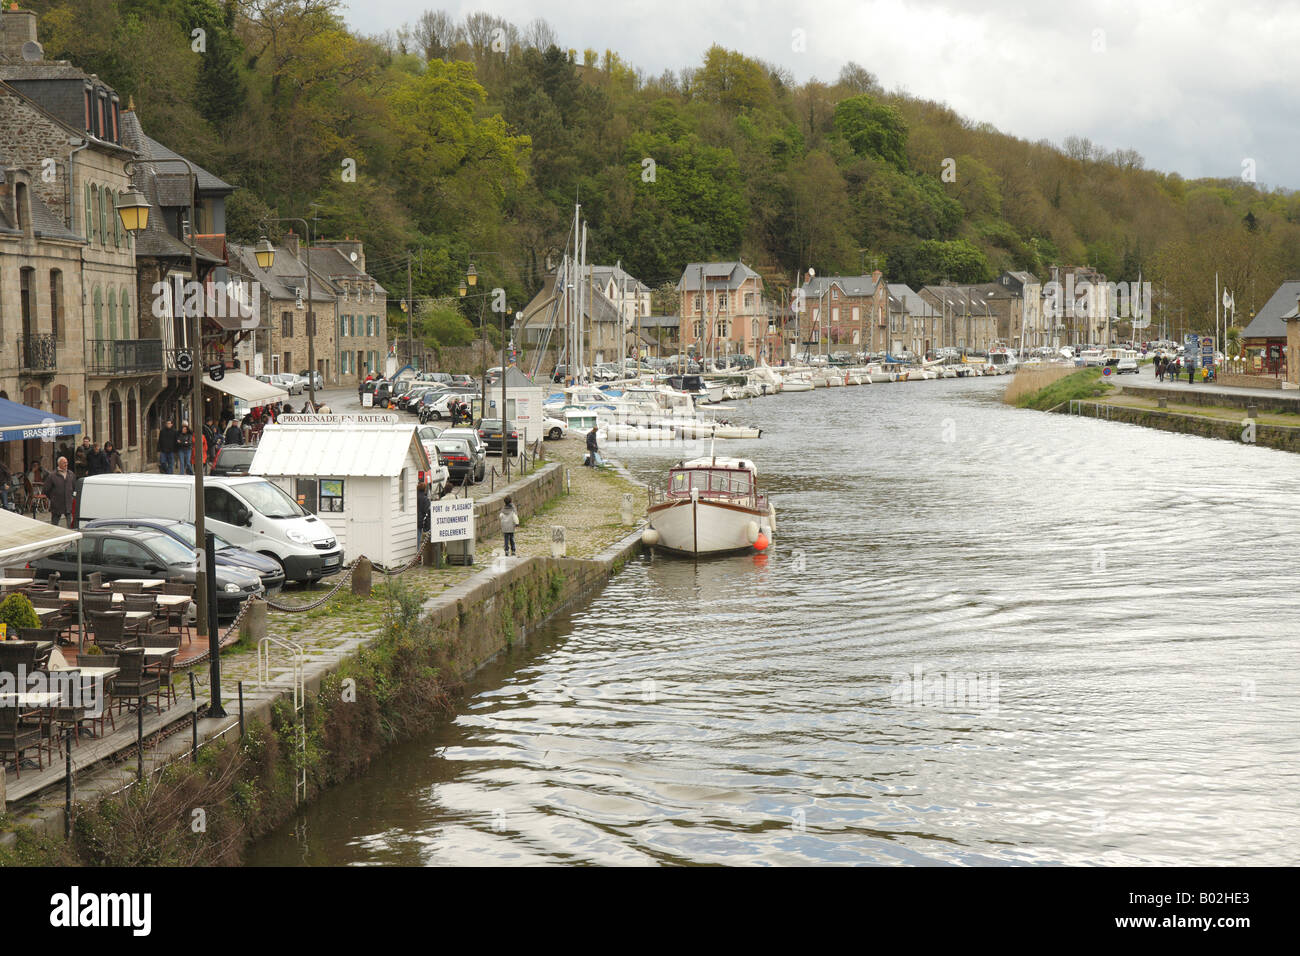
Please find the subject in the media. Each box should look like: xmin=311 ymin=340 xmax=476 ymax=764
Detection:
xmin=1015 ymin=368 xmax=1112 ymax=410
xmin=833 ymin=94 xmax=909 ymax=170
xmin=890 ymin=238 xmax=992 ymax=288
xmin=0 ymin=593 xmax=40 ymax=632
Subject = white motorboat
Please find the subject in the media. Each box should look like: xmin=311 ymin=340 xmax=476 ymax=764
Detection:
xmin=675 ymin=421 xmax=762 ymax=440
xmin=606 ymin=422 xmax=677 ymax=442
xmin=780 ymin=377 xmax=815 ymax=392
xmin=643 ymin=455 xmax=776 ymax=556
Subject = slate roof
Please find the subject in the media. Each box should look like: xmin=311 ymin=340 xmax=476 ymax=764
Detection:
xmin=0 ymin=168 xmax=81 ymax=241
xmin=801 ymin=274 xmax=880 ymax=299
xmin=677 ymin=261 xmax=761 ymax=292
xmin=307 ymin=246 xmax=387 ymax=296
xmin=887 ymin=284 xmax=937 ymax=317
xmin=1242 ymin=280 xmax=1300 ymax=340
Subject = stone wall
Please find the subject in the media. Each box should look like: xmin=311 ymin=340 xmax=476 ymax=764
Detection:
xmin=1216 ymin=373 xmax=1283 ymax=390
xmin=474 ymin=461 xmax=563 ymax=538
xmin=1116 ymin=383 xmax=1300 ymax=414
xmin=1066 ymin=402 xmax=1300 ymax=453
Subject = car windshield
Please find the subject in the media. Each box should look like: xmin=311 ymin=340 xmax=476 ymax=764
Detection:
xmin=235 ymin=479 xmax=307 ymax=519
xmin=140 ymin=533 xmax=198 ymax=566
xmin=436 ymin=441 xmax=470 ymax=454
xmin=159 ymin=523 xmax=233 ymax=551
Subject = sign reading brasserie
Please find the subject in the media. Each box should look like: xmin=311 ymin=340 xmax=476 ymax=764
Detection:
xmin=275 ymin=414 xmax=399 ymax=425
xmin=428 ymin=498 xmax=475 ymax=541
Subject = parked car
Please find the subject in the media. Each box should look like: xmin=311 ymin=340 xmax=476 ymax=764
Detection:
xmin=31 ymin=527 xmax=264 ymax=619
xmin=395 ymin=385 xmax=433 ymax=410
xmin=360 ymin=379 xmax=394 ymax=406
xmin=433 ymin=438 xmax=477 ymax=485
xmin=81 ymin=518 xmax=286 ymax=594
xmin=271 ymin=373 xmax=303 ymax=395
xmin=551 ymin=364 xmax=570 ymax=383
xmin=476 ymin=418 xmax=520 ymax=456
xmin=449 ymin=374 xmax=476 ymax=388
xmin=211 ymin=444 xmax=257 ymax=476
xmin=438 ymin=428 xmax=488 ymax=482
xmin=542 ymin=415 xmax=568 ymax=440
xmin=417 ymin=372 xmax=453 ymax=385
xmin=297 ymin=370 xmax=323 ymax=391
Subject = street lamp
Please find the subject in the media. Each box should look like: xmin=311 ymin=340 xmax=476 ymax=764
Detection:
xmin=118 ymin=158 xmax=224 ymax=717
xmin=254 ymin=237 xmax=275 ymax=270
xmin=261 ymin=217 xmax=317 ymax=404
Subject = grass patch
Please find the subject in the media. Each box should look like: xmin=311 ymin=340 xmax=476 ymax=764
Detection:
xmin=1014 ymin=367 xmax=1112 ymax=410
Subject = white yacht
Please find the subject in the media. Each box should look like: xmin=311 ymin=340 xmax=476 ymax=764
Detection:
xmin=643 ymin=455 xmax=776 ymax=556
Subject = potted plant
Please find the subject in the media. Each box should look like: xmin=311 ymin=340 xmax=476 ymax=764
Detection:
xmin=0 ymin=592 xmax=40 ymax=638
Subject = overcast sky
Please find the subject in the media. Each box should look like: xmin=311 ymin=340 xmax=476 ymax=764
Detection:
xmin=337 ymin=0 xmax=1298 ymax=190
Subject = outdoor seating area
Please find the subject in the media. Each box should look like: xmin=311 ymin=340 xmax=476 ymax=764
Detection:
xmin=1 ymin=573 xmax=196 ymax=778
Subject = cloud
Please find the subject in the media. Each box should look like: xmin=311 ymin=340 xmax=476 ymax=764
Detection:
xmin=337 ymin=0 xmax=1300 ymax=188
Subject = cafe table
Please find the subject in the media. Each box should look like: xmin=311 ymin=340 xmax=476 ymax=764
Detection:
xmin=0 ymin=691 xmax=61 ymax=708
xmin=0 ymin=576 xmax=34 ymax=587
xmin=103 ymin=579 xmax=163 ymax=589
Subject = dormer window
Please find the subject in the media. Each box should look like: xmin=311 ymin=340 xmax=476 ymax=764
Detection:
xmin=84 ymin=87 xmax=92 ymax=132
xmin=97 ymin=92 xmax=106 ymax=139
xmin=110 ymin=96 xmax=120 ymax=142
xmin=15 ymin=182 xmax=30 ymax=231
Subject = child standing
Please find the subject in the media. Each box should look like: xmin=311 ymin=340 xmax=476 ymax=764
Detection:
xmin=500 ymin=495 xmax=519 ymax=556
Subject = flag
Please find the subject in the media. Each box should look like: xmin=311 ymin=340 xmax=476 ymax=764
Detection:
xmin=1222 ymin=288 xmax=1232 ymax=309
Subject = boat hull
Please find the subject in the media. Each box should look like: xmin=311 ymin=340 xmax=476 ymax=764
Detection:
xmin=647 ymin=498 xmax=774 ymax=555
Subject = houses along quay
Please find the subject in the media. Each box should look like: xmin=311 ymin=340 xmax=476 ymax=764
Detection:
xmin=247 ymin=377 xmax=1300 ymax=866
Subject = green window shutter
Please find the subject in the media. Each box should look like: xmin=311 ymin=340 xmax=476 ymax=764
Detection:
xmin=84 ymin=183 xmax=92 ymax=240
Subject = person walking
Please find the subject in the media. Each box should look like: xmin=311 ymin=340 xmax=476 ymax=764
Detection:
xmin=586 ymin=425 xmax=603 ymax=468
xmin=417 ymin=481 xmax=431 ymax=541
xmin=1187 ymin=360 xmax=1195 ymax=385
xmin=158 ymin=417 xmax=178 ymax=474
xmin=43 ymin=456 xmax=76 ymax=528
xmin=102 ymin=440 xmax=123 ymax=474
xmin=223 ymin=419 xmax=243 ymax=446
xmin=74 ymin=436 xmax=92 ymax=480
xmin=500 ymin=495 xmax=519 ymax=556
xmin=177 ymin=424 xmax=194 ymax=475
xmin=86 ymin=441 xmax=108 ymax=476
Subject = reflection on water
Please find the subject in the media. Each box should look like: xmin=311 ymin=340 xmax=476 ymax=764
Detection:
xmin=248 ymin=378 xmax=1300 ymax=865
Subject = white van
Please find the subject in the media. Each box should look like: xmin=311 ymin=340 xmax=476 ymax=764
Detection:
xmin=77 ymin=474 xmax=343 ymax=583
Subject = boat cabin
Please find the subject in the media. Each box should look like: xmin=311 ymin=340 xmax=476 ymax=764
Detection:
xmin=665 ymin=457 xmax=763 ymax=504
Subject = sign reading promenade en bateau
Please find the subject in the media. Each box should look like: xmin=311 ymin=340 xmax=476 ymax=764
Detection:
xmin=275 ymin=414 xmax=400 ymax=425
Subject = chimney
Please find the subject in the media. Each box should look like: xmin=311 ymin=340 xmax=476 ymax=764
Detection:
xmin=1 ymin=6 xmax=39 ymax=61
xmin=284 ymin=231 xmax=300 ymax=257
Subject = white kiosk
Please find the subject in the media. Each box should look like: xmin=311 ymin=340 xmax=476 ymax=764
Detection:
xmin=250 ymin=414 xmax=431 ymax=567
xmin=476 ymin=366 xmax=546 ymax=444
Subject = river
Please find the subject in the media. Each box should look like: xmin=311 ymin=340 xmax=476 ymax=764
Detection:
xmin=248 ymin=376 xmax=1300 ymax=865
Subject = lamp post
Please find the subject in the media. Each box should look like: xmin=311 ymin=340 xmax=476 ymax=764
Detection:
xmin=261 ymin=217 xmax=317 ymax=406
xmin=118 ymin=160 xmax=224 ymax=716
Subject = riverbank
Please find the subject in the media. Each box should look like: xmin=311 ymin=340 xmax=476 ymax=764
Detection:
xmin=0 ymin=436 xmax=649 ymax=865
xmin=1008 ymin=366 xmax=1300 ymax=453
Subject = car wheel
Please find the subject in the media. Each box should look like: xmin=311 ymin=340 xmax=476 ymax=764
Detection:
xmin=548 ymin=427 xmax=562 ymax=440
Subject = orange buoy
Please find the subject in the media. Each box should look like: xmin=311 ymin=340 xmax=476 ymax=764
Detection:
xmin=753 ymin=532 xmax=769 ymax=551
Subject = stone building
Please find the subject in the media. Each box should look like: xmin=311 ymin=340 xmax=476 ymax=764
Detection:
xmin=798 ymin=273 xmax=887 ymax=355
xmin=677 ymin=261 xmax=769 ymax=362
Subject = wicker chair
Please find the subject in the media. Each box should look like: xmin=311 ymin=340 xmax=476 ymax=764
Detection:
xmin=0 ymin=705 xmax=44 ymax=779
xmin=142 ymin=637 xmax=180 ymax=709
xmin=112 ymin=648 xmax=158 ymax=715
xmin=87 ymin=571 xmax=104 ymax=591
xmin=162 ymin=583 xmax=196 ymax=644
xmin=82 ymin=591 xmax=114 ymax=614
xmin=87 ymin=611 xmax=137 ymax=652
xmin=116 ymin=580 xmax=144 ymax=595
xmin=0 ymin=640 xmax=39 ymax=674
xmin=124 ymin=594 xmax=168 ymax=637
xmin=3 ymin=566 xmax=31 ymax=578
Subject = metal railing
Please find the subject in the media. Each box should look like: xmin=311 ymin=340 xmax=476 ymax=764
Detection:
xmin=87 ymin=338 xmax=164 ymax=375
xmin=17 ymin=333 xmax=57 ymax=372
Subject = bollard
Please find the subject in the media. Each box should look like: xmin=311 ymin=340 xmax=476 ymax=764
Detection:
xmin=621 ymin=492 xmax=634 ymax=526
xmin=240 ymin=598 xmax=268 ymax=644
xmin=551 ymin=526 xmax=567 ymax=558
xmin=238 ymin=681 xmax=245 ymax=738
xmin=352 ymin=556 xmax=373 ymax=597
xmin=1247 ymin=404 xmax=1258 ymax=419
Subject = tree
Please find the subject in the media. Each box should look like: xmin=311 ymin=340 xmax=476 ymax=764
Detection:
xmin=833 ymin=94 xmax=908 ymax=170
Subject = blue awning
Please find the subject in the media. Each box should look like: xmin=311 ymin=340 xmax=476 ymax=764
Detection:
xmin=0 ymin=396 xmax=82 ymax=443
